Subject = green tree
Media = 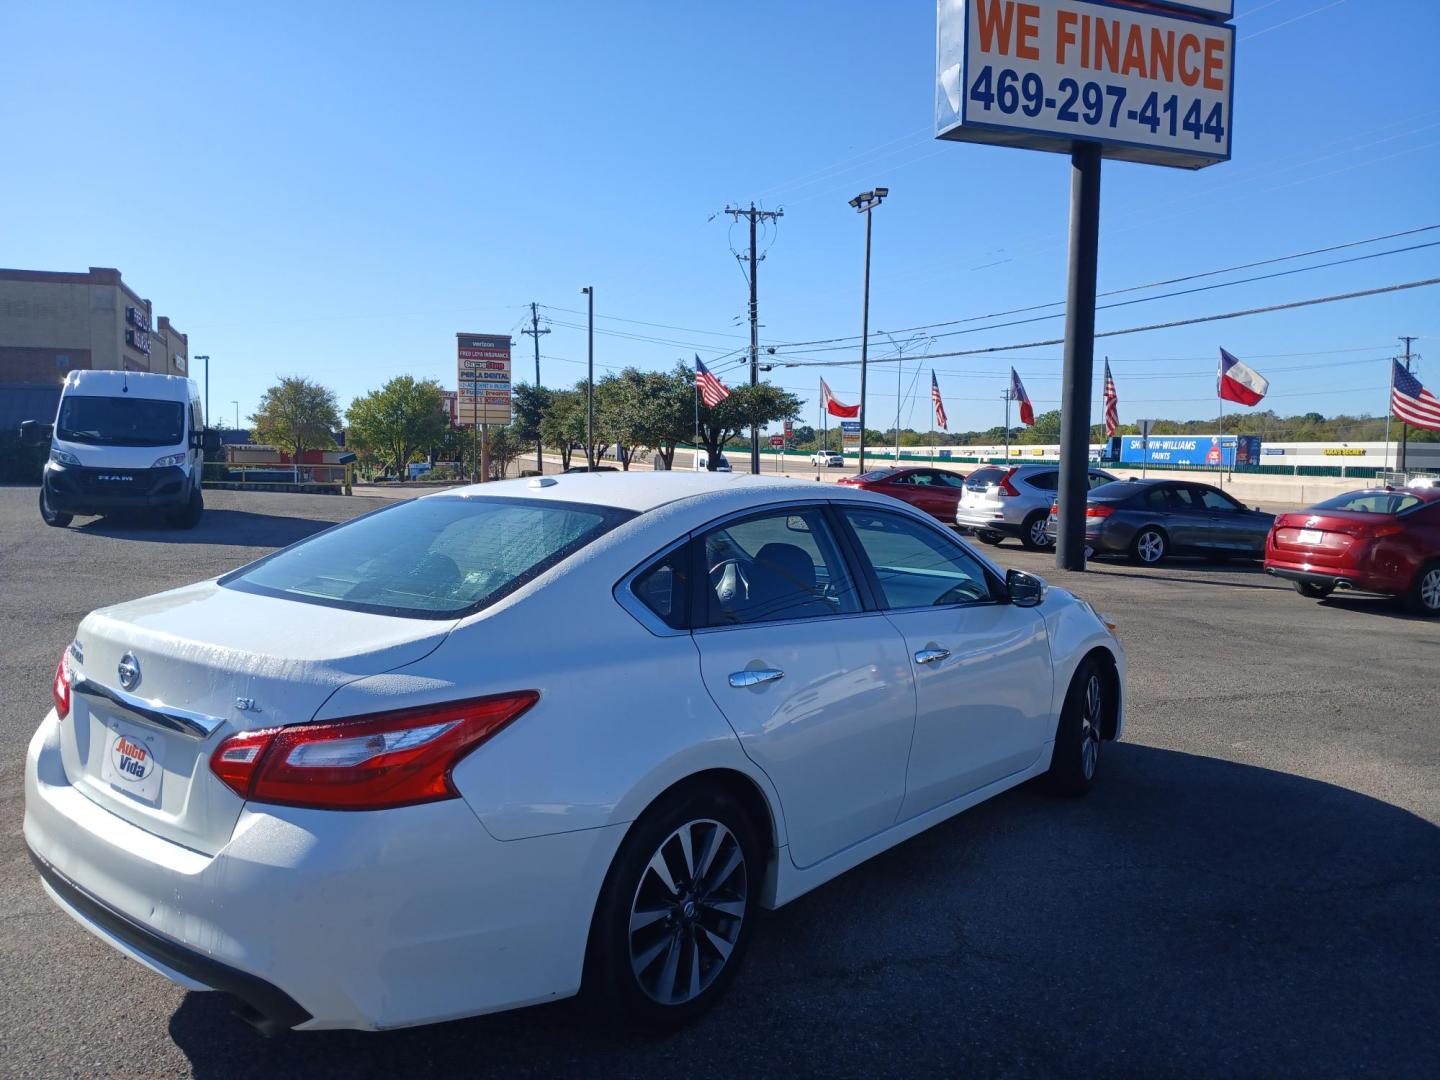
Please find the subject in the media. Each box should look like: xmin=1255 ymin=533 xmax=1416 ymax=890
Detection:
xmin=485 ymin=425 xmax=523 ymax=479
xmin=511 ymin=383 xmax=551 ymax=469
xmin=595 ymin=370 xmax=649 ymax=470
xmin=251 ymin=376 xmax=341 ymax=462
xmin=633 ymin=364 xmax=696 ymax=469
xmin=539 ymin=388 xmax=585 ymax=471
xmin=345 ymin=376 xmax=450 ymax=480
xmin=697 ymin=383 xmax=802 ymax=470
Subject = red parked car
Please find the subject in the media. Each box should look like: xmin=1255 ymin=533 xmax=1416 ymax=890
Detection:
xmin=1264 ymin=487 xmax=1440 ymax=615
xmin=836 ymin=467 xmax=968 ymax=522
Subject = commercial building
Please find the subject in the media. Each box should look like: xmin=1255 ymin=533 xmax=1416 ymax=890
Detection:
xmin=0 ymin=266 xmax=190 ymax=387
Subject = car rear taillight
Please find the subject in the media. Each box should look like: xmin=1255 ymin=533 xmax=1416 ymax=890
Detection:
xmin=1358 ymin=523 xmax=1404 ymax=539
xmin=1050 ymin=502 xmax=1059 ymax=515
xmin=996 ymin=469 xmax=1021 ymax=497
xmin=1086 ymin=504 xmax=1116 ymax=519
xmin=210 ymin=692 xmax=539 ymax=811
xmin=52 ymin=648 xmax=72 ymax=719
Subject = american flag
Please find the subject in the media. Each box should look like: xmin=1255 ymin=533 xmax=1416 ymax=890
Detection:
xmin=695 ymin=355 xmax=731 ymax=408
xmin=1103 ymin=358 xmax=1119 ymax=437
xmin=1392 ymin=360 xmax=1440 ymax=432
xmin=930 ymin=370 xmax=948 ymax=430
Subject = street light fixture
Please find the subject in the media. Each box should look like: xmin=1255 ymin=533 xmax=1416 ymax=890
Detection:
xmin=580 ymin=287 xmax=594 ymax=464
xmin=848 ymin=188 xmax=888 ymax=474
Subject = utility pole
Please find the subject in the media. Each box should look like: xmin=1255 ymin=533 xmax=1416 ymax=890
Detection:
xmin=521 ymin=302 xmax=550 ymax=473
xmin=195 ymin=356 xmax=211 ymax=426
xmin=581 ymin=287 xmax=594 ymax=466
xmin=1399 ymin=335 xmax=1417 ymax=472
xmin=724 ymin=203 xmax=783 ymax=474
xmin=848 ymin=188 xmax=888 ymax=475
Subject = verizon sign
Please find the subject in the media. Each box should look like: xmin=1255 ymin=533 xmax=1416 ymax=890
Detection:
xmin=936 ymin=0 xmax=1235 ymax=169
xmin=456 ymin=333 xmax=513 ymax=426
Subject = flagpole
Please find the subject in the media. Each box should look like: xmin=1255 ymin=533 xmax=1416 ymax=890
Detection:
xmin=1383 ymin=357 xmax=1396 ymax=473
xmin=1004 ymin=389 xmax=1011 ymax=465
xmin=694 ymin=363 xmax=699 ymax=472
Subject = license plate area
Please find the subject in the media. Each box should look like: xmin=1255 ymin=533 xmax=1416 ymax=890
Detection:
xmin=98 ymin=718 xmax=166 ymax=804
xmin=1297 ymin=529 xmax=1324 ymax=545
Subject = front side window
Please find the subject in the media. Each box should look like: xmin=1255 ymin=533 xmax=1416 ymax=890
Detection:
xmin=1198 ymin=488 xmax=1241 ymax=512
xmin=223 ymin=496 xmax=633 ymax=618
xmin=699 ymin=508 xmax=860 ymax=627
xmin=842 ymin=508 xmax=994 ymax=609
xmin=57 ymin=396 xmax=184 ymax=447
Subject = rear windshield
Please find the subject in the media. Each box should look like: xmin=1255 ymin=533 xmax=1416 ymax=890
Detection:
xmin=1312 ymin=491 xmax=1424 ymax=515
xmin=222 ymin=496 xmax=635 ymax=618
xmin=857 ymin=469 xmax=899 ymax=482
xmin=966 ymin=467 xmax=1008 ymax=488
xmin=57 ymin=396 xmax=185 ymax=447
xmin=1089 ymin=481 xmax=1150 ymax=502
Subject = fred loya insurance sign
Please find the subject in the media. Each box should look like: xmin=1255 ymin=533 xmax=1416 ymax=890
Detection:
xmin=936 ymin=0 xmax=1234 ymax=169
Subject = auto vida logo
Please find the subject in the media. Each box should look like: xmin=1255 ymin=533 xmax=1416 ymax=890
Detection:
xmin=108 ymin=732 xmax=153 ymax=783
xmin=117 ymin=653 xmax=141 ymax=691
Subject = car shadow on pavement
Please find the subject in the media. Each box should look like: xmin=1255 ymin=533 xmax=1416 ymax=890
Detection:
xmin=1087 ymin=562 xmax=1287 ymax=591
xmin=1317 ymin=594 xmax=1438 ymax=623
xmin=167 ymin=744 xmax=1439 ymax=1079
xmin=77 ymin=509 xmax=339 ymax=548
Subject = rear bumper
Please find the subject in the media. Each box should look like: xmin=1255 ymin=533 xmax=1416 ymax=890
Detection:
xmin=954 ymin=507 xmax=1021 ymax=534
xmin=24 ymin=710 xmax=627 ymax=1031
xmin=44 ymin=462 xmax=189 ymax=514
xmin=29 ymin=847 xmax=309 ymax=1035
xmin=1264 ymin=563 xmax=1402 ymax=596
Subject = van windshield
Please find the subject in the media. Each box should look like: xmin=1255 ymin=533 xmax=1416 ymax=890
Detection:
xmin=57 ymin=396 xmax=185 ymax=447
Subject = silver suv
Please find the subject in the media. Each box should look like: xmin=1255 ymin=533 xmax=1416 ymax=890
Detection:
xmin=955 ymin=464 xmax=1117 ymax=550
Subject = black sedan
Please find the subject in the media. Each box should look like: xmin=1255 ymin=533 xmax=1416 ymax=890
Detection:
xmin=1046 ymin=479 xmax=1274 ymax=564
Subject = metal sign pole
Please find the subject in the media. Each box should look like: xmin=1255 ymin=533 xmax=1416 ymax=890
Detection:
xmin=1056 ymin=142 xmax=1102 ymax=573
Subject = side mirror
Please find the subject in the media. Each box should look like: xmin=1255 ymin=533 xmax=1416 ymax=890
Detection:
xmin=18 ymin=420 xmax=52 ymax=445
xmin=201 ymin=429 xmax=222 ymax=453
xmin=1006 ymin=568 xmax=1047 ymax=608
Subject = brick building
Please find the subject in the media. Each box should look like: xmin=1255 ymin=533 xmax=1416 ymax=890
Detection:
xmin=0 ymin=267 xmax=190 ymax=388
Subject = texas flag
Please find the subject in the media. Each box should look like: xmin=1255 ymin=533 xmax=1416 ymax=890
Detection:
xmin=820 ymin=377 xmax=860 ymax=418
xmin=1218 ymin=348 xmax=1269 ymax=406
xmin=1010 ymin=368 xmax=1035 ymax=426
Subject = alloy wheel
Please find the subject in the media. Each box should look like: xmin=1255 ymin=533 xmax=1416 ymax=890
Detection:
xmin=1421 ymin=568 xmax=1440 ymax=612
xmin=1081 ymin=672 xmax=1103 ymax=779
xmin=628 ymin=818 xmax=747 ymax=1006
xmin=1029 ymin=518 xmax=1051 ymax=548
xmin=1137 ymin=531 xmax=1165 ymax=564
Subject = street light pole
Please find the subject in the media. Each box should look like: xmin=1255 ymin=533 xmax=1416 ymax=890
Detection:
xmin=195 ymin=355 xmax=211 ymax=426
xmin=849 ymin=188 xmax=888 ymax=475
xmin=581 ymin=286 xmax=594 ymax=465
xmin=231 ymin=400 xmax=239 ymax=430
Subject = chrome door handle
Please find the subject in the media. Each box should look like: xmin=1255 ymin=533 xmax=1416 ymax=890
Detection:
xmin=914 ymin=648 xmax=951 ymax=666
xmin=729 ymin=668 xmax=785 ymax=688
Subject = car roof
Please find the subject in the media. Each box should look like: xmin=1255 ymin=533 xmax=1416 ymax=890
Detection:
xmin=62 ymin=369 xmax=195 ymax=401
xmin=426 ymin=470 xmax=885 ymax=514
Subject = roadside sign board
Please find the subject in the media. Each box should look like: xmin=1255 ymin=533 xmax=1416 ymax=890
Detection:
xmin=841 ymin=420 xmax=862 ymax=448
xmin=456 ymin=334 xmax=512 ymax=426
xmin=770 ymin=434 xmax=786 ymax=448
xmin=935 ymin=0 xmax=1235 ymax=169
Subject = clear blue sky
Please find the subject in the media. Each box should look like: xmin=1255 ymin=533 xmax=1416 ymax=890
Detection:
xmin=5 ymin=0 xmax=1438 ymax=437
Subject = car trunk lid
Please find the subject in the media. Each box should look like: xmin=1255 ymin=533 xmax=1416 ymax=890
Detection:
xmin=59 ymin=580 xmax=454 ymax=855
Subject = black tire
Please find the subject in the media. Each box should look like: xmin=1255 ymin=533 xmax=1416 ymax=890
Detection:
xmin=1129 ymin=527 xmax=1168 ymax=566
xmin=975 ymin=531 xmax=1003 ymax=546
xmin=583 ymin=785 xmax=761 ymax=1029
xmin=1404 ymin=561 xmax=1440 ymax=617
xmin=39 ymin=487 xmax=72 ymax=528
xmin=1047 ymin=657 xmax=1106 ymax=797
xmin=1019 ymin=511 xmax=1053 ymax=551
xmin=1294 ymin=580 xmax=1334 ymax=600
xmin=170 ymin=487 xmax=203 ymax=529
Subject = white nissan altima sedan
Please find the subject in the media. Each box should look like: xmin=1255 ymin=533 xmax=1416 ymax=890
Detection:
xmin=25 ymin=472 xmax=1124 ymax=1034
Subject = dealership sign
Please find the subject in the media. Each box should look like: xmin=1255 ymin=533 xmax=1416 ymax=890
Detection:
xmin=936 ymin=0 xmax=1235 ymax=169
xmin=456 ymin=334 xmax=513 ymax=426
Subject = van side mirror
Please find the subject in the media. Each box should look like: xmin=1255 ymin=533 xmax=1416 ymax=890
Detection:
xmin=18 ymin=420 xmax=53 ymax=445
xmin=1006 ymin=568 xmax=1047 ymax=608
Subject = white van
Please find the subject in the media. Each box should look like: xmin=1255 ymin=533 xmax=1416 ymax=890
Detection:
xmin=21 ymin=370 xmax=217 ymax=529
xmin=693 ymin=449 xmax=733 ymax=472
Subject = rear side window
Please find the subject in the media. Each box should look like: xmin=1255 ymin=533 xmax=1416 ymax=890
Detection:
xmin=223 ymin=496 xmax=634 ymax=618
xmin=1025 ymin=471 xmax=1059 ymax=491
xmin=632 ymin=547 xmax=692 ymax=630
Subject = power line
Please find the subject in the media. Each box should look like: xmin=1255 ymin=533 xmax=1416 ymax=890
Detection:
xmin=777 ymin=277 xmax=1440 ymax=368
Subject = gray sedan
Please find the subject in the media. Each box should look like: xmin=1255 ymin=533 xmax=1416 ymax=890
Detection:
xmin=1047 ymin=479 xmax=1274 ymax=564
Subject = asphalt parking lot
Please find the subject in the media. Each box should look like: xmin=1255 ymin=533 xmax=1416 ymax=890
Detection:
xmin=1 ymin=485 xmax=1437 ymax=1079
